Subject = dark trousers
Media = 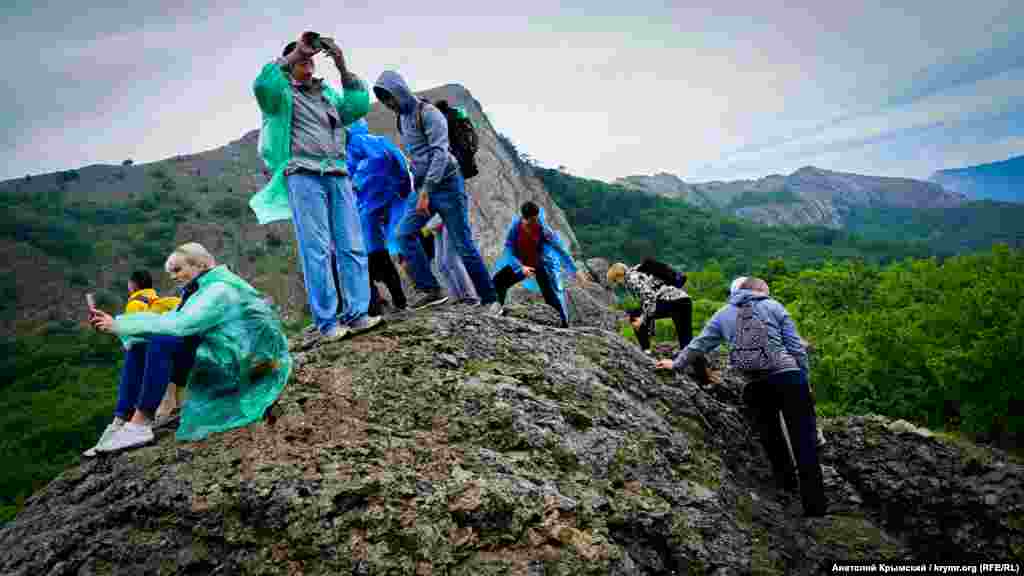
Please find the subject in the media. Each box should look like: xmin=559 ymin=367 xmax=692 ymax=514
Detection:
xmin=493 ymin=265 xmax=568 ymax=327
xmin=368 ymin=250 xmax=407 ymax=316
xmin=116 ymin=335 xmax=199 ymax=418
xmin=635 ymin=298 xmax=693 ymax=351
xmin=748 ymin=370 xmax=827 ymax=516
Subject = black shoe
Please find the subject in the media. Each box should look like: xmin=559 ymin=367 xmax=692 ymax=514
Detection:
xmin=410 ymin=289 xmax=448 ymax=310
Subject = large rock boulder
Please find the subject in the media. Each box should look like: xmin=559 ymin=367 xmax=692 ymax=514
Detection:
xmin=2 ymin=305 xmax=1021 ymax=574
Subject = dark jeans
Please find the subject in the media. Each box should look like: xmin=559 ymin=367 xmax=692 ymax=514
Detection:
xmin=493 ymin=265 xmax=568 ymax=327
xmin=368 ymin=249 xmax=407 ymax=315
xmin=747 ymin=370 xmax=827 ymax=515
xmin=397 ymin=170 xmax=496 ymax=303
xmin=635 ymin=298 xmax=693 ymax=351
xmin=116 ymin=335 xmax=199 ymax=418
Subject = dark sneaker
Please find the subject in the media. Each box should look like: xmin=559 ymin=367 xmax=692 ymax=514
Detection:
xmin=410 ymin=289 xmax=448 ymax=310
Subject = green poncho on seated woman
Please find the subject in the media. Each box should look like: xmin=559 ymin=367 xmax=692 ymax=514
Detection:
xmin=93 ymin=243 xmax=292 ymax=442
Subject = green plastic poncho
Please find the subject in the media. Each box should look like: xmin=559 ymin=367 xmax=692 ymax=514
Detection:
xmin=112 ymin=266 xmax=293 ymax=441
xmin=250 ymin=59 xmax=371 ymax=224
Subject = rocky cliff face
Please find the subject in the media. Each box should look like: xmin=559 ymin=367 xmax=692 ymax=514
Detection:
xmin=362 ymin=84 xmax=578 ymax=266
xmin=2 ymin=300 xmax=1020 ymax=574
xmin=0 ymin=84 xmax=577 ymax=332
xmin=616 ymin=166 xmax=965 ymax=229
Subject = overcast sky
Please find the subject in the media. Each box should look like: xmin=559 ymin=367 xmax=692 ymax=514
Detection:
xmin=2 ymin=0 xmax=1022 ymax=183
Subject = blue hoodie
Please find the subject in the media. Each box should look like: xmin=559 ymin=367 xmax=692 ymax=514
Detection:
xmin=373 ymin=71 xmax=458 ymax=194
xmin=345 ymin=119 xmax=413 ymax=253
xmin=673 ymin=289 xmax=808 ymax=374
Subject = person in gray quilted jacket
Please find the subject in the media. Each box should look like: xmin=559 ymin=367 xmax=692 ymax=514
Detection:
xmin=656 ymin=277 xmax=826 ymax=517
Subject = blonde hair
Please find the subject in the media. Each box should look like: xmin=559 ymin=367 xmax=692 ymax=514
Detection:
xmin=165 ymin=242 xmax=216 ymax=273
xmin=606 ymin=262 xmax=627 ymax=285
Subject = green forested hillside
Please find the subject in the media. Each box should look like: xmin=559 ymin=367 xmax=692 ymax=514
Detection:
xmin=0 ymin=330 xmax=123 ymax=523
xmin=537 ymin=168 xmax=932 ymax=274
xmin=773 ymin=246 xmax=1023 ymax=446
xmin=541 ymin=167 xmax=1022 ymax=451
xmin=842 ymin=201 xmax=1024 ymax=255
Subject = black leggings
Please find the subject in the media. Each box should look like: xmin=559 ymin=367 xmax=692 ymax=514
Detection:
xmin=368 ymin=250 xmax=407 ymax=315
xmin=635 ymin=298 xmax=693 ymax=351
xmin=493 ymin=265 xmax=568 ymax=327
xmin=747 ymin=370 xmax=827 ymax=515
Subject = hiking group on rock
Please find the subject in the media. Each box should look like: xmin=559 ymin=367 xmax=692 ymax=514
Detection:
xmin=83 ymin=31 xmax=828 ymax=518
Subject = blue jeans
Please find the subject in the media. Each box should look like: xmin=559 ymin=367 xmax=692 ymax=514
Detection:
xmin=116 ymin=335 xmax=191 ymax=418
xmin=397 ymin=172 xmax=496 ymax=303
xmin=287 ymin=172 xmax=370 ymax=333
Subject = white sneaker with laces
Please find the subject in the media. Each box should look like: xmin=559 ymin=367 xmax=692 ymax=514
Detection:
xmin=95 ymin=422 xmax=154 ymax=453
xmin=83 ymin=422 xmax=123 ymax=457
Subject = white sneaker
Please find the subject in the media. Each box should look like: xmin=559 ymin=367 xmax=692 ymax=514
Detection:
xmin=321 ymin=324 xmax=349 ymax=342
xmin=349 ymin=315 xmax=383 ymax=335
xmin=817 ymin=428 xmax=827 ymax=447
xmin=95 ymin=422 xmax=154 ymax=453
xmin=83 ymin=422 xmax=123 ymax=457
xmin=485 ymin=302 xmax=504 ymax=316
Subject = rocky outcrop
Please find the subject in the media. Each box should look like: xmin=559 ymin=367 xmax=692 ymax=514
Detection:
xmin=362 ymin=84 xmax=578 ymax=267
xmin=2 ymin=302 xmax=1021 ymax=574
xmin=616 ymin=166 xmax=966 ymax=229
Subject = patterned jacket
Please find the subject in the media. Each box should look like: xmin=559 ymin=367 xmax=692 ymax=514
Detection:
xmin=624 ymin=265 xmax=689 ymax=337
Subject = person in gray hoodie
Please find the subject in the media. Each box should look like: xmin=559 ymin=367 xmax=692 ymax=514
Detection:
xmin=656 ymin=277 xmax=826 ymax=517
xmin=372 ymin=71 xmax=499 ymax=312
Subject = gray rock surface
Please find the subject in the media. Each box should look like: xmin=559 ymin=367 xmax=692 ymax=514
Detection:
xmin=2 ymin=304 xmax=1021 ymax=574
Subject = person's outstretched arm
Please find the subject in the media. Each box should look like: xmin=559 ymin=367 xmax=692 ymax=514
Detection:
xmin=113 ymin=283 xmax=236 ymax=339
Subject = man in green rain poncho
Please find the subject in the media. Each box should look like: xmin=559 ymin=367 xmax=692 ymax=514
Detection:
xmin=90 ymin=243 xmax=292 ymax=447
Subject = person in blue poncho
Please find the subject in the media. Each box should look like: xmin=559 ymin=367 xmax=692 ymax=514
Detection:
xmin=345 ymin=118 xmax=412 ymax=315
xmin=492 ymin=201 xmax=577 ymax=328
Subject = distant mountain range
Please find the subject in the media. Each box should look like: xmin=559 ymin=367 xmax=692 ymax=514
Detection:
xmin=930 ymin=154 xmax=1024 ymax=203
xmin=615 ymin=166 xmax=965 ymax=229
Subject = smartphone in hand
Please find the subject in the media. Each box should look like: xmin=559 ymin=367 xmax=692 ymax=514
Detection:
xmin=86 ymin=293 xmax=96 ymax=310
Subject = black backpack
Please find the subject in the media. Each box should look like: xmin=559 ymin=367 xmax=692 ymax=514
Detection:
xmin=637 ymin=258 xmax=687 ymax=289
xmin=398 ymin=99 xmax=480 ymax=179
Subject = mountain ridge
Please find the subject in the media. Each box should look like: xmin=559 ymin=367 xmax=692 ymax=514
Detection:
xmin=615 ymin=166 xmax=965 ymax=228
xmin=930 ymin=154 xmax=1024 ymax=203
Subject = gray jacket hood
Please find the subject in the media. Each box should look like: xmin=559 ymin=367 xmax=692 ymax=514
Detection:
xmin=728 ymin=290 xmax=771 ymax=307
xmin=373 ymin=71 xmax=418 ymax=115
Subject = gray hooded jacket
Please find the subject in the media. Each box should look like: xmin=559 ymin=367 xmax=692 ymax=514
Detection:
xmin=373 ymin=71 xmax=457 ymax=194
xmin=673 ymin=289 xmax=808 ymax=375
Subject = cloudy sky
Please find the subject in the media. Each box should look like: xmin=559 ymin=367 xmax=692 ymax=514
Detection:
xmin=2 ymin=0 xmax=1022 ymax=183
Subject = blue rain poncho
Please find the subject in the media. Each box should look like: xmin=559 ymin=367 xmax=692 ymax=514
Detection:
xmin=345 ymin=119 xmax=414 ymax=254
xmin=494 ymin=207 xmax=577 ymax=310
xmin=112 ymin=266 xmax=292 ymax=441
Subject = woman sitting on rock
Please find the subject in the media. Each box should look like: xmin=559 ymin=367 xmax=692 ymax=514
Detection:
xmin=90 ymin=243 xmax=292 ymax=447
